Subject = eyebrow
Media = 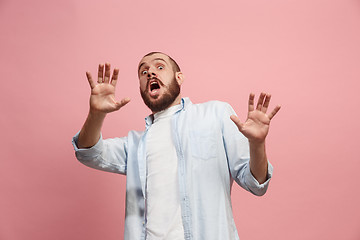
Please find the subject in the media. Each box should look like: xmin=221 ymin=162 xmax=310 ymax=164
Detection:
xmin=138 ymin=58 xmax=167 ymax=72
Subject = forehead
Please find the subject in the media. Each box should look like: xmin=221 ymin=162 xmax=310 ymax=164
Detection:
xmin=138 ymin=53 xmax=171 ymax=69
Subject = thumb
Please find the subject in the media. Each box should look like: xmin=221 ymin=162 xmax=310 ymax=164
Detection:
xmin=230 ymin=115 xmax=244 ymax=132
xmin=114 ymin=97 xmax=131 ymax=110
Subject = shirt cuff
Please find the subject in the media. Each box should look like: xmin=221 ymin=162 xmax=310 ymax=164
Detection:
xmin=245 ymin=161 xmax=273 ymax=196
xmin=71 ymin=131 xmax=104 ymax=159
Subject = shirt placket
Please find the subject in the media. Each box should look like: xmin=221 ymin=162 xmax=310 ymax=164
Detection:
xmin=173 ymin=110 xmax=193 ymax=240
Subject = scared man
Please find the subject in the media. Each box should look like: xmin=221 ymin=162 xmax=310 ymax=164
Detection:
xmin=72 ymin=52 xmax=281 ymax=240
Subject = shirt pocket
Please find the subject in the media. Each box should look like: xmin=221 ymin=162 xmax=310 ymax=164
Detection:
xmin=189 ymin=129 xmax=217 ymax=160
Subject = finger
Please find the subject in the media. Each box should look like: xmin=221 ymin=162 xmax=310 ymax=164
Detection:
xmin=114 ymin=97 xmax=131 ymax=110
xmin=268 ymin=105 xmax=281 ymax=120
xmin=262 ymin=94 xmax=271 ymax=113
xmin=104 ymin=63 xmax=111 ymax=83
xmin=256 ymin=92 xmax=266 ymax=110
xmin=98 ymin=64 xmax=104 ymax=83
xmin=248 ymin=93 xmax=255 ymax=112
xmin=230 ymin=115 xmax=244 ymax=132
xmin=111 ymin=68 xmax=119 ymax=87
xmin=86 ymin=72 xmax=96 ymax=89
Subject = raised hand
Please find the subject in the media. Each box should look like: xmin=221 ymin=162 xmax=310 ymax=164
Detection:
xmin=230 ymin=93 xmax=280 ymax=143
xmin=86 ymin=63 xmax=130 ymax=114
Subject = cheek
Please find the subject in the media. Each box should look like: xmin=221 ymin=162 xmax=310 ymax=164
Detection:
xmin=139 ymin=79 xmax=147 ymax=91
xmin=161 ymin=72 xmax=175 ymax=85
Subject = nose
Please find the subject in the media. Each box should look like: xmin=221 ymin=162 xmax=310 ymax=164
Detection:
xmin=147 ymin=72 xmax=156 ymax=78
xmin=147 ymin=67 xmax=157 ymax=78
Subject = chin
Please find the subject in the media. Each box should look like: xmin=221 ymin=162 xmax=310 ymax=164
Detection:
xmin=140 ymin=77 xmax=181 ymax=113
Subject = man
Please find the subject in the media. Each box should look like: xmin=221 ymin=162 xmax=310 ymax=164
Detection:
xmin=72 ymin=52 xmax=281 ymax=240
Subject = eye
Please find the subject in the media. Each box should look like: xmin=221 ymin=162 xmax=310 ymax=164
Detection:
xmin=157 ymin=65 xmax=164 ymax=70
xmin=141 ymin=70 xmax=148 ymax=75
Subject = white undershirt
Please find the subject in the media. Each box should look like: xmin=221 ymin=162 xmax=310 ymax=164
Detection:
xmin=145 ymin=104 xmax=184 ymax=240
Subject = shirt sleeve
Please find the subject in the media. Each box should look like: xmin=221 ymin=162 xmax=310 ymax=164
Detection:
xmin=72 ymin=131 xmax=128 ymax=175
xmin=221 ymin=103 xmax=273 ymax=196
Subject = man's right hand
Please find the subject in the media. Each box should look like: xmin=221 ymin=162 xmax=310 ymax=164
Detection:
xmin=86 ymin=63 xmax=130 ymax=115
xmin=77 ymin=63 xmax=130 ymax=149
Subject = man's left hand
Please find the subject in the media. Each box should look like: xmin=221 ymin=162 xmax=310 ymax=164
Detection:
xmin=230 ymin=92 xmax=281 ymax=143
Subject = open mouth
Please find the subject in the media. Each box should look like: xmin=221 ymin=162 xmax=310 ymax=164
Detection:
xmin=150 ymin=81 xmax=160 ymax=92
xmin=148 ymin=78 xmax=162 ymax=94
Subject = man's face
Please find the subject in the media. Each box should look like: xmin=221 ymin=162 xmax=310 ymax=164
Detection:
xmin=138 ymin=53 xmax=182 ymax=113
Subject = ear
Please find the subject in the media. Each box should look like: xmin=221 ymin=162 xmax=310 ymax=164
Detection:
xmin=175 ymin=72 xmax=184 ymax=86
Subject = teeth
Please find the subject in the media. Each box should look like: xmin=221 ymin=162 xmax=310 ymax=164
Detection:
xmin=149 ymin=81 xmax=160 ymax=92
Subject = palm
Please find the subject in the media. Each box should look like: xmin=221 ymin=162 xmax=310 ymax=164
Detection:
xmin=90 ymin=84 xmax=118 ymax=113
xmin=86 ymin=63 xmax=130 ymax=114
xmin=231 ymin=93 xmax=280 ymax=143
xmin=240 ymin=110 xmax=271 ymax=142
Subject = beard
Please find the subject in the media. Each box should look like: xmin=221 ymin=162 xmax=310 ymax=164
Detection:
xmin=140 ymin=75 xmax=181 ymax=113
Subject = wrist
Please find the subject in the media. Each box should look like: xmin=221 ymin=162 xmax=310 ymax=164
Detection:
xmin=248 ymin=139 xmax=265 ymax=147
xmin=89 ymin=109 xmax=107 ymax=119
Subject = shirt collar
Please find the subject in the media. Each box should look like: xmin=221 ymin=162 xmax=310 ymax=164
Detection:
xmin=145 ymin=97 xmax=192 ymax=127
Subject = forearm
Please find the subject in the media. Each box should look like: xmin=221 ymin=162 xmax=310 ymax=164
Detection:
xmin=249 ymin=141 xmax=268 ymax=184
xmin=77 ymin=110 xmax=106 ymax=148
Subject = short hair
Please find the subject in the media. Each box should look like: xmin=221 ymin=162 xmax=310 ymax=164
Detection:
xmin=142 ymin=52 xmax=181 ymax=72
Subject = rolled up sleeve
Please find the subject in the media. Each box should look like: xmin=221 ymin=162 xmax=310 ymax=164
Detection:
xmin=72 ymin=132 xmax=128 ymax=175
xmin=243 ymin=161 xmax=273 ymax=196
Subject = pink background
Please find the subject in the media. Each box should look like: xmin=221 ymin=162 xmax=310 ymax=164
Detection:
xmin=1 ymin=0 xmax=360 ymax=239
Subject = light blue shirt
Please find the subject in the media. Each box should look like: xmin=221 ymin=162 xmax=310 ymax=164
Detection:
xmin=72 ymin=97 xmax=273 ymax=240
